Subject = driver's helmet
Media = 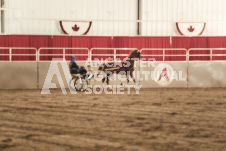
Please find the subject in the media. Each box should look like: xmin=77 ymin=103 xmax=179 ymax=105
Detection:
xmin=71 ymin=55 xmax=76 ymax=60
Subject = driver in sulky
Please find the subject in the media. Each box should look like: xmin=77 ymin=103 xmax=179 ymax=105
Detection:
xmin=69 ymin=55 xmax=87 ymax=78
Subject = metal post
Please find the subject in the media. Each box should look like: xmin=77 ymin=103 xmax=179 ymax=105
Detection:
xmin=0 ymin=0 xmax=4 ymax=33
xmin=138 ymin=50 xmax=141 ymax=86
xmin=63 ymin=48 xmax=65 ymax=60
xmin=88 ymin=49 xmax=91 ymax=61
xmin=90 ymin=49 xmax=93 ymax=61
xmin=37 ymin=58 xmax=39 ymax=89
xmin=186 ymin=49 xmax=190 ymax=88
xmin=37 ymin=48 xmax=40 ymax=62
xmin=114 ymin=48 xmax=116 ymax=61
xmin=0 ymin=0 xmax=1 ymax=33
xmin=187 ymin=57 xmax=189 ymax=88
xmin=163 ymin=49 xmax=165 ymax=61
xmin=35 ymin=49 xmax=38 ymax=61
xmin=137 ymin=0 xmax=141 ymax=35
xmin=9 ymin=48 xmax=12 ymax=61
xmin=186 ymin=49 xmax=190 ymax=61
xmin=210 ymin=49 xmax=212 ymax=61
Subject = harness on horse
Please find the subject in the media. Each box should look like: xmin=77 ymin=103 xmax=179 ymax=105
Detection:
xmin=104 ymin=61 xmax=133 ymax=73
xmin=121 ymin=60 xmax=133 ymax=73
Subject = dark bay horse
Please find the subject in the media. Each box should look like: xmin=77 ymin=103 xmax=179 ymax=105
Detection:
xmin=97 ymin=49 xmax=141 ymax=85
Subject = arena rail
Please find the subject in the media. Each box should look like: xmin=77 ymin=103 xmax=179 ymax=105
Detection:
xmin=37 ymin=47 xmax=89 ymax=61
xmin=188 ymin=48 xmax=226 ymax=61
xmin=2 ymin=47 xmax=226 ymax=88
xmin=140 ymin=48 xmax=188 ymax=61
xmin=0 ymin=47 xmax=38 ymax=61
xmin=90 ymin=48 xmax=138 ymax=61
xmin=1 ymin=47 xmax=226 ymax=62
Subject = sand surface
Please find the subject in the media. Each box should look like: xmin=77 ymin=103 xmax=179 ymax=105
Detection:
xmin=0 ymin=88 xmax=226 ymax=151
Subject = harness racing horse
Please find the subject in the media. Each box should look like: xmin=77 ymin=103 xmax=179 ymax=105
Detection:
xmin=97 ymin=49 xmax=141 ymax=86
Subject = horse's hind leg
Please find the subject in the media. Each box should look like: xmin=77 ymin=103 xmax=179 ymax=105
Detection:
xmin=106 ymin=72 xmax=112 ymax=85
xmin=101 ymin=76 xmax=107 ymax=90
xmin=105 ymin=72 xmax=113 ymax=91
xmin=102 ymin=71 xmax=111 ymax=86
xmin=102 ymin=77 xmax=106 ymax=83
xmin=106 ymin=77 xmax=109 ymax=85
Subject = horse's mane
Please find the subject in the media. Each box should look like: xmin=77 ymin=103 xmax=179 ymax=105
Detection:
xmin=127 ymin=50 xmax=136 ymax=58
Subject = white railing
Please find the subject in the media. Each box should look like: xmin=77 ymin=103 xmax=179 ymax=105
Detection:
xmin=90 ymin=48 xmax=138 ymax=61
xmin=0 ymin=47 xmax=37 ymax=61
xmin=140 ymin=48 xmax=187 ymax=61
xmin=188 ymin=48 xmax=226 ymax=61
xmin=38 ymin=47 xmax=89 ymax=61
xmin=1 ymin=47 xmax=226 ymax=61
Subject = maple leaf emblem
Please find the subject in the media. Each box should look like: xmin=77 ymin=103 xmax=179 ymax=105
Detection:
xmin=187 ymin=26 xmax=194 ymax=32
xmin=72 ymin=24 xmax=79 ymax=31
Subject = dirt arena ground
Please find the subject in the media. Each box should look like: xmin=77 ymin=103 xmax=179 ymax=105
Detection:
xmin=0 ymin=88 xmax=226 ymax=151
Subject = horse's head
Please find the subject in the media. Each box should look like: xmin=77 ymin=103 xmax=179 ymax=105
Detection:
xmin=133 ymin=49 xmax=141 ymax=60
xmin=127 ymin=49 xmax=141 ymax=60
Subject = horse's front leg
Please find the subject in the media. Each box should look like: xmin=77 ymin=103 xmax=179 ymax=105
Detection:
xmin=106 ymin=71 xmax=113 ymax=85
xmin=130 ymin=70 xmax=136 ymax=84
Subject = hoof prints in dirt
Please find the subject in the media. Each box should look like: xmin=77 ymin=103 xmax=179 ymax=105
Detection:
xmin=0 ymin=144 xmax=16 ymax=150
xmin=0 ymin=88 xmax=226 ymax=151
xmin=168 ymin=112 xmax=178 ymax=116
xmin=136 ymin=117 xmax=146 ymax=120
xmin=2 ymin=138 xmax=12 ymax=143
xmin=23 ymin=134 xmax=40 ymax=139
xmin=186 ymin=102 xmax=198 ymax=105
xmin=167 ymin=97 xmax=174 ymax=100
xmin=152 ymin=103 xmax=162 ymax=106
xmin=0 ymin=138 xmax=14 ymax=150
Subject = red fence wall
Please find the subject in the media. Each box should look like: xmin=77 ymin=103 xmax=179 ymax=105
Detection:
xmin=1 ymin=35 xmax=226 ymax=61
xmin=0 ymin=35 xmax=172 ymax=49
xmin=1 ymin=35 xmax=226 ymax=49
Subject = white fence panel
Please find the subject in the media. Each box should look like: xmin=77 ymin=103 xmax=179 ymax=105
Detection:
xmin=188 ymin=61 xmax=226 ymax=87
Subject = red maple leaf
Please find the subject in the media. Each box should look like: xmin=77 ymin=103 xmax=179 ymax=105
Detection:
xmin=187 ymin=26 xmax=194 ymax=32
xmin=72 ymin=24 xmax=79 ymax=31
